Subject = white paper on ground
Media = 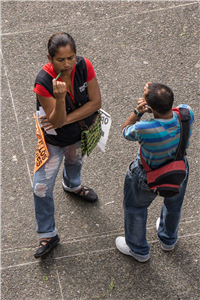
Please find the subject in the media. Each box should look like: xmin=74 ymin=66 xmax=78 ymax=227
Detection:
xmin=97 ymin=109 xmax=112 ymax=152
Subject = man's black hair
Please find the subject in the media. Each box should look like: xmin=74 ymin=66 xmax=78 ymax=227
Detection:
xmin=145 ymin=83 xmax=174 ymax=114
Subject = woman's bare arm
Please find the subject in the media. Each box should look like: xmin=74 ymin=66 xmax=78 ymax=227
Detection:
xmin=37 ymin=79 xmax=67 ymax=128
xmin=63 ymin=76 xmax=101 ymax=125
xmin=40 ymin=76 xmax=101 ymax=130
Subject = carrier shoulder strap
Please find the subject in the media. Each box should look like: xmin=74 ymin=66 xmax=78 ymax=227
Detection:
xmin=140 ymin=107 xmax=191 ymax=172
xmin=140 ymin=149 xmax=151 ymax=172
xmin=173 ymin=107 xmax=191 ymax=160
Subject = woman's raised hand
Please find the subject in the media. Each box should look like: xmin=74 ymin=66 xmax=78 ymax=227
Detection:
xmin=52 ymin=79 xmax=67 ymax=101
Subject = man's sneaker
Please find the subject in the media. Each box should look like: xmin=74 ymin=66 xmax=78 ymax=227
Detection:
xmin=156 ymin=218 xmax=175 ymax=251
xmin=115 ymin=237 xmax=150 ymax=263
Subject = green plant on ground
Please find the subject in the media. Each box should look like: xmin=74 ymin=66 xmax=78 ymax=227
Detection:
xmin=43 ymin=275 xmax=48 ymax=283
xmin=102 ymin=280 xmax=115 ymax=299
xmin=180 ymin=28 xmax=186 ymax=36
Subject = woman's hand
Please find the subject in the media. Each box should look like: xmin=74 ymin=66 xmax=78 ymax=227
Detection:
xmin=37 ymin=79 xmax=67 ymax=129
xmin=40 ymin=115 xmax=56 ymax=131
xmin=52 ymin=79 xmax=67 ymax=101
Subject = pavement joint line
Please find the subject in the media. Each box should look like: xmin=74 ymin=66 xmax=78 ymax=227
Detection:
xmin=1 ymin=218 xmax=199 ymax=253
xmin=0 ymin=248 xmax=117 ymax=271
xmin=138 ymin=1 xmax=199 ymax=14
xmin=1 ymin=231 xmax=125 ymax=253
xmin=53 ymin=247 xmax=117 ymax=261
xmin=1 ymin=232 xmax=200 ymax=271
xmin=180 ymin=216 xmax=200 ymax=221
xmin=0 ymin=229 xmax=125 ymax=252
xmin=1 ymin=1 xmax=199 ymax=37
xmin=1 ymin=50 xmax=33 ymax=187
xmin=0 ymin=231 xmax=200 ymax=254
xmin=56 ymin=268 xmax=64 ymax=300
xmin=0 ymin=217 xmax=197 ymax=253
xmin=59 ymin=221 xmax=200 ymax=245
xmin=179 ymin=220 xmax=200 ymax=224
xmin=0 ymin=217 xmax=196 ymax=252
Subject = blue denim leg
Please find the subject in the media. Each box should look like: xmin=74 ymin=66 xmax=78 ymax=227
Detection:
xmin=124 ymin=160 xmax=157 ymax=256
xmin=33 ymin=143 xmax=66 ymax=238
xmin=157 ymin=157 xmax=189 ymax=246
xmin=62 ymin=140 xmax=85 ymax=191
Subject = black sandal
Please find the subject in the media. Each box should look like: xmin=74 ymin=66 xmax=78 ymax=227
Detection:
xmin=63 ymin=185 xmax=98 ymax=203
xmin=62 ymin=183 xmax=98 ymax=203
xmin=75 ymin=186 xmax=98 ymax=203
xmin=34 ymin=235 xmax=60 ymax=259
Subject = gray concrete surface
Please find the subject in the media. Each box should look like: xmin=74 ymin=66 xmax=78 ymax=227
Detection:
xmin=1 ymin=1 xmax=200 ymax=299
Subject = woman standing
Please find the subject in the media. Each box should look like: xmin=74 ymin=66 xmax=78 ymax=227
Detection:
xmin=33 ymin=32 xmax=101 ymax=258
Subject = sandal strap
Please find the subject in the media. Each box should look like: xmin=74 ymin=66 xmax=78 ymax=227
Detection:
xmin=39 ymin=240 xmax=49 ymax=246
xmin=65 ymin=185 xmax=97 ymax=203
xmin=76 ymin=186 xmax=84 ymax=196
xmin=76 ymin=186 xmax=89 ymax=196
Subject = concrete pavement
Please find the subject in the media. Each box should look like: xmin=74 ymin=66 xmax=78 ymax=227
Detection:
xmin=1 ymin=1 xmax=200 ymax=299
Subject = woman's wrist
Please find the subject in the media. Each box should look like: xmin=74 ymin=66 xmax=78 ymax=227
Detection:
xmin=55 ymin=96 xmax=66 ymax=103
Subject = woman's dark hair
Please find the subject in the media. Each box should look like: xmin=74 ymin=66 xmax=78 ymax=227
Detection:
xmin=48 ymin=32 xmax=76 ymax=59
xmin=145 ymin=83 xmax=174 ymax=114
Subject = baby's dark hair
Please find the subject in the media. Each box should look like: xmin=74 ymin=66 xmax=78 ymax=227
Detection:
xmin=48 ymin=32 xmax=76 ymax=59
xmin=145 ymin=83 xmax=174 ymax=114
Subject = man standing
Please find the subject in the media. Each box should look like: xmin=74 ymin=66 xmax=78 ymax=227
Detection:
xmin=116 ymin=83 xmax=194 ymax=262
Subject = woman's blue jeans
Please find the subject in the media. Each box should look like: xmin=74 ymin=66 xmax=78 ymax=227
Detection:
xmin=33 ymin=141 xmax=84 ymax=238
xmin=123 ymin=158 xmax=189 ymax=256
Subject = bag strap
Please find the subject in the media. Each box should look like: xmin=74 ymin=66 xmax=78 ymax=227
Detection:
xmin=140 ymin=149 xmax=151 ymax=172
xmin=174 ymin=108 xmax=190 ymax=160
xmin=140 ymin=107 xmax=191 ymax=172
xmin=65 ymin=93 xmax=88 ymax=130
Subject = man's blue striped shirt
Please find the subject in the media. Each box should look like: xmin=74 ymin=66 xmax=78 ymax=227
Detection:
xmin=122 ymin=105 xmax=194 ymax=169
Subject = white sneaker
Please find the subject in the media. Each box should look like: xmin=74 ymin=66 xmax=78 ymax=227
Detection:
xmin=115 ymin=237 xmax=150 ymax=263
xmin=156 ymin=218 xmax=175 ymax=251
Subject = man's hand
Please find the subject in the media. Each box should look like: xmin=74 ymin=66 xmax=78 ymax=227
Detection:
xmin=121 ymin=82 xmax=152 ymax=131
xmin=136 ymin=98 xmax=148 ymax=114
xmin=121 ymin=97 xmax=148 ymax=131
xmin=144 ymin=82 xmax=152 ymax=92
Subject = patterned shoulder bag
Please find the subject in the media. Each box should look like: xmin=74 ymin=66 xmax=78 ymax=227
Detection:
xmin=66 ymin=93 xmax=101 ymax=156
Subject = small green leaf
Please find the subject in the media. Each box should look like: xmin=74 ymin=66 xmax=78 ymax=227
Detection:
xmin=102 ymin=280 xmax=115 ymax=298
xmin=109 ymin=281 xmax=115 ymax=291
xmin=43 ymin=275 xmax=48 ymax=282
xmin=180 ymin=28 xmax=186 ymax=36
